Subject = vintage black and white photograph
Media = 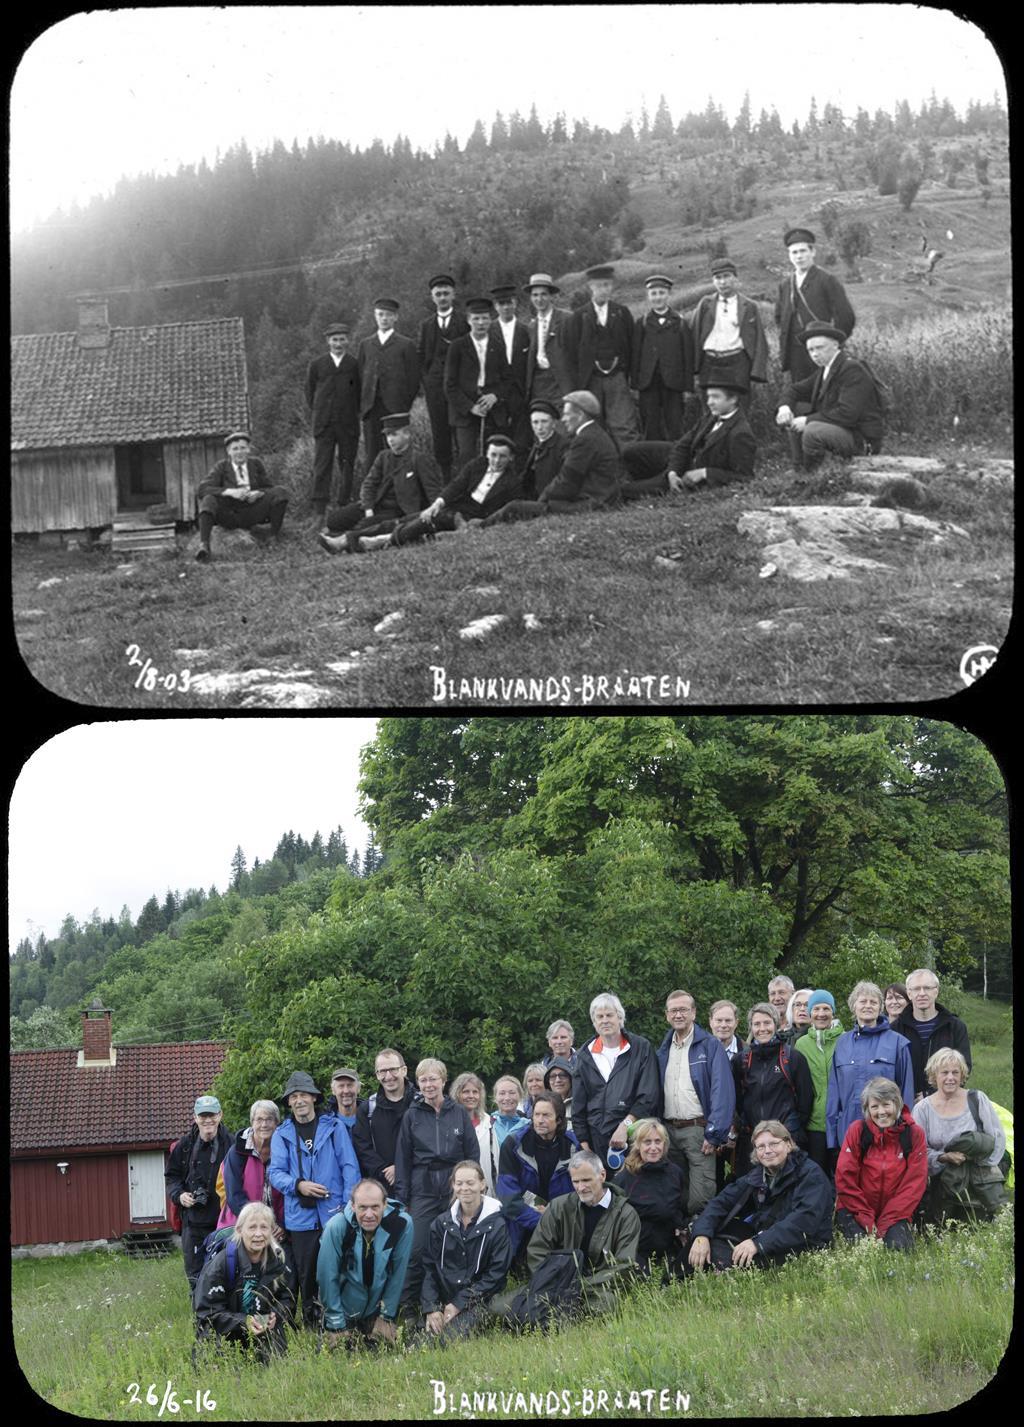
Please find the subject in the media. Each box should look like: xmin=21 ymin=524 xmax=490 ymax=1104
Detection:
xmin=8 ymin=714 xmax=1013 ymax=1416
xmin=9 ymin=4 xmax=1010 ymax=708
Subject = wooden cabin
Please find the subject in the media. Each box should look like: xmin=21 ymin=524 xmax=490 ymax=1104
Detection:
xmin=9 ymin=1002 xmax=229 ymax=1251
xmin=10 ymin=296 xmax=250 ymax=537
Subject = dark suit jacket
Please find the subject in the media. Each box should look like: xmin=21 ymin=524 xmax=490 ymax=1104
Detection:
xmin=782 ymin=350 xmax=884 ymax=444
xmin=356 ymin=332 xmax=421 ymax=418
xmin=198 ymin=457 xmax=273 ymax=498
xmin=668 ymin=411 xmax=757 ymax=487
xmin=359 ymin=446 xmax=442 ymax=515
xmin=444 ymin=331 xmax=511 ymax=425
xmin=519 ymin=430 xmax=571 ymax=499
xmin=418 ymin=311 xmax=470 ymax=386
xmin=525 ymin=306 xmax=576 ymax=398
xmin=441 ymin=455 xmax=524 ymax=519
xmin=691 ymin=293 xmax=769 ymax=383
xmin=774 ymin=267 xmax=856 ymax=368
xmin=305 ymin=353 xmax=360 ymax=435
xmin=631 ymin=309 xmax=692 ymax=391
xmin=542 ymin=420 xmax=621 ymax=508
xmin=570 ymin=301 xmax=634 ymax=385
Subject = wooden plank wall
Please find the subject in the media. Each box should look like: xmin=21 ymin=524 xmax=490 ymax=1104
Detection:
xmin=11 ymin=448 xmax=116 ymax=532
xmin=165 ymin=437 xmax=225 ymax=519
xmin=10 ymin=1154 xmax=130 ymax=1245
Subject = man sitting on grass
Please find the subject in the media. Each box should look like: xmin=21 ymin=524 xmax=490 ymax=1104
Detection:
xmin=482 ymin=391 xmax=622 ymax=526
xmin=775 ymin=321 xmax=884 ymax=468
xmin=620 ymin=380 xmax=757 ymax=499
xmin=318 ymin=413 xmax=442 ymax=553
xmin=347 ymin=436 xmax=524 ymax=553
xmin=195 ymin=432 xmax=290 ymax=562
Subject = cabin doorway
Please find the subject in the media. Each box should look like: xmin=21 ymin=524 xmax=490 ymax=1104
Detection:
xmin=115 ymin=443 xmax=165 ymax=509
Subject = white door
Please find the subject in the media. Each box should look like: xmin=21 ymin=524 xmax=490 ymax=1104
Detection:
xmin=128 ymin=1151 xmax=168 ymax=1220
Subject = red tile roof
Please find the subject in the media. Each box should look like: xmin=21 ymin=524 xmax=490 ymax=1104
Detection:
xmin=10 ymin=1041 xmax=230 ymax=1154
xmin=10 ymin=318 xmax=249 ymax=450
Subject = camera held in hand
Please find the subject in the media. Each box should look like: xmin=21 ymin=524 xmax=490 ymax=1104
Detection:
xmin=189 ymin=1184 xmax=209 ymax=1209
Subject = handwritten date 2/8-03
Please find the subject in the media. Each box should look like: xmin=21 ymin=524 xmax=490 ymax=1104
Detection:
xmin=125 ymin=645 xmax=192 ymax=693
xmin=126 ymin=1382 xmax=216 ymax=1415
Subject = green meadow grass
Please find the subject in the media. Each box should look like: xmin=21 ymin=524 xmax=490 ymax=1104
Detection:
xmin=13 ymin=1210 xmax=1013 ymax=1420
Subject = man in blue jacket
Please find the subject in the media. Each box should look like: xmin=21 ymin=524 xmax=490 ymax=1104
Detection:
xmin=318 ymin=1178 xmax=413 ymax=1348
xmin=269 ymin=1071 xmax=359 ymax=1329
xmin=657 ymin=990 xmax=736 ymax=1215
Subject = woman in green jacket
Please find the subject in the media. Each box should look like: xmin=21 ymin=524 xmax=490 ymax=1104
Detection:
xmin=792 ymin=990 xmax=843 ymax=1178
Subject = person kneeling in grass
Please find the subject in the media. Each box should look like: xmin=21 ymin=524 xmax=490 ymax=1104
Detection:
xmin=317 ymin=1178 xmax=413 ymax=1349
xmin=687 ymin=1119 xmax=832 ymax=1272
xmin=835 ymin=1076 xmax=927 ymax=1251
xmin=193 ymin=1201 xmax=295 ymax=1362
xmin=619 ymin=380 xmax=756 ymax=500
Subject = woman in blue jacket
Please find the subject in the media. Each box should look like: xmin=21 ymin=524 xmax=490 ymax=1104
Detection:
xmin=826 ymin=981 xmax=914 ymax=1149
xmin=496 ymin=1091 xmax=579 ymax=1256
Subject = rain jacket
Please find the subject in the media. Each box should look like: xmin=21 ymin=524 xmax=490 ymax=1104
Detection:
xmin=690 ymin=1147 xmax=833 ymax=1258
xmin=834 ymin=1107 xmax=928 ymax=1237
xmin=268 ymin=1114 xmax=360 ymax=1230
xmin=193 ymin=1239 xmax=295 ymax=1353
xmin=737 ymin=1036 xmax=814 ymax=1142
xmin=393 ymin=1095 xmax=479 ymax=1206
xmin=496 ymin=1123 xmax=580 ymax=1253
xmin=573 ymin=1032 xmax=661 ymax=1161
xmin=316 ymin=1197 xmax=414 ymax=1329
xmin=420 ymin=1195 xmax=512 ymax=1312
xmin=792 ymin=1022 xmax=844 ymax=1133
xmin=891 ymin=1002 xmax=972 ymax=1098
xmin=526 ymin=1181 xmax=641 ymax=1314
xmin=216 ymin=1126 xmax=286 ymax=1228
xmin=656 ymin=1024 xmax=736 ymax=1146
xmin=825 ymin=1020 xmax=914 ymax=1149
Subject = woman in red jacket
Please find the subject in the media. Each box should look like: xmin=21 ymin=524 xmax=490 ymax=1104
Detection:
xmin=835 ymin=1076 xmax=927 ymax=1251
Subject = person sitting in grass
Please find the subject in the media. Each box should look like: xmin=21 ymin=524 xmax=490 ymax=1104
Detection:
xmin=687 ymin=1119 xmax=832 ymax=1272
xmin=612 ymin=1117 xmax=688 ymax=1276
xmin=317 ymin=413 xmax=442 ymax=553
xmin=835 ymin=1076 xmax=927 ymax=1251
xmin=418 ymin=1160 xmax=512 ymax=1343
xmin=193 ymin=1201 xmax=295 ymax=1362
xmin=775 ymin=321 xmax=884 ymax=468
xmin=911 ymin=1049 xmax=1008 ymax=1225
xmin=496 ymin=1091 xmax=579 ymax=1259
xmin=195 ymin=432 xmax=289 ymax=563
xmin=619 ymin=380 xmax=757 ymax=499
xmin=318 ymin=1177 xmax=413 ymax=1350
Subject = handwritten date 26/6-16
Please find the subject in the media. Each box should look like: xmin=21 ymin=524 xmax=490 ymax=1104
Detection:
xmin=125 ymin=645 xmax=192 ymax=693
xmin=125 ymin=1381 xmax=216 ymax=1414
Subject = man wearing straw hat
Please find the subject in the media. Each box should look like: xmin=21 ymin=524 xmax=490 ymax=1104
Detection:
xmin=524 ymin=272 xmax=576 ymax=414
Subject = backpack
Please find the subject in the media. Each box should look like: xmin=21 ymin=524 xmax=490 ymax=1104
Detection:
xmin=857 ymin=1119 xmax=914 ymax=1161
xmin=502 ymin=1249 xmax=586 ymax=1329
xmin=967 ymin=1091 xmax=1012 ymax=1180
xmin=167 ymin=1139 xmax=182 ymax=1232
xmin=742 ymin=1043 xmax=795 ymax=1093
xmin=202 ymin=1224 xmax=237 ymax=1274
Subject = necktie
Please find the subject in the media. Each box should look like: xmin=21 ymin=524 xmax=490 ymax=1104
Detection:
xmin=440 ymin=316 xmax=448 ymax=331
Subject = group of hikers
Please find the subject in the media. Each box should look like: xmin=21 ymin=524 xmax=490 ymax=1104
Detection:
xmin=193 ymin=229 xmax=888 ymax=560
xmin=165 ymin=969 xmax=1010 ymax=1360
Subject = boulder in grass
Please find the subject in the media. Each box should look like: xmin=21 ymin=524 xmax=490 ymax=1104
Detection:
xmin=849 ymin=455 xmax=945 ymax=475
xmin=373 ymin=611 xmax=405 ymax=636
xmin=459 ymin=614 xmax=508 ymax=641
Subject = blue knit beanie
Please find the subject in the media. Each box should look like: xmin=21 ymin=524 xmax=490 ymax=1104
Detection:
xmin=807 ymin=990 xmax=835 ymax=1012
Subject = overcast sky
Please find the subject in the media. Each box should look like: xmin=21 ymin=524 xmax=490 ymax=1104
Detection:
xmin=10 ymin=5 xmax=1007 ymax=233
xmin=8 ymin=719 xmax=378 ymax=945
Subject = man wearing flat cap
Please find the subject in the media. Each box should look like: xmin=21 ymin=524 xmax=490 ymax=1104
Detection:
xmin=444 ymin=298 xmax=512 ymax=472
xmin=484 ymin=390 xmax=621 ymax=526
xmin=417 ymin=275 xmax=469 ymax=481
xmin=356 ymin=299 xmax=421 ymax=470
xmin=775 ymin=228 xmax=855 ymax=389
xmin=306 ymin=323 xmax=360 ymax=523
xmin=518 ymin=398 xmax=571 ymax=500
xmin=776 ymin=321 xmax=884 ymax=467
xmin=691 ymin=259 xmax=769 ymax=395
xmin=492 ymin=284 xmax=533 ymax=450
xmin=570 ymin=265 xmax=640 ymax=446
xmin=525 ymin=273 xmax=576 ymax=413
xmin=352 ymin=434 xmax=526 ymax=551
xmin=631 ymin=275 xmax=692 ymax=441
xmin=621 ymin=380 xmax=757 ymax=499
xmin=318 ymin=412 xmax=442 ymax=552
xmin=195 ymin=432 xmax=290 ymax=562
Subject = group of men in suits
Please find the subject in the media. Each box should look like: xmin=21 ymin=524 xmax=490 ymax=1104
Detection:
xmin=195 ymin=226 xmax=877 ymax=561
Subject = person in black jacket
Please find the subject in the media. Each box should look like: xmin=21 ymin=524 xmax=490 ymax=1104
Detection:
xmin=708 ymin=1001 xmax=745 ymax=1193
xmin=165 ymin=1095 xmax=233 ymax=1288
xmin=394 ymin=1058 xmax=480 ymax=1307
xmin=351 ymin=1048 xmax=415 ymax=1192
xmin=573 ymin=992 xmax=661 ymax=1168
xmin=892 ymin=970 xmax=972 ymax=1101
xmin=193 ymin=1201 xmax=295 ymax=1361
xmin=613 ymin=1118 xmax=688 ymax=1275
xmin=630 ymin=275 xmax=692 ymax=441
xmin=358 ymin=436 xmax=524 ymax=549
xmin=621 ymin=381 xmax=756 ymax=499
xmin=418 ymin=1160 xmax=512 ymax=1342
xmin=735 ymin=1004 xmax=814 ymax=1176
xmin=688 ymin=1120 xmax=833 ymax=1272
xmin=776 ymin=323 xmax=884 ymax=466
xmin=306 ymin=323 xmax=360 ymax=519
xmin=417 ymin=275 xmax=469 ymax=481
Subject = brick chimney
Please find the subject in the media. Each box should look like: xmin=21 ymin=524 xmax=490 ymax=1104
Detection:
xmin=75 ymin=292 xmax=110 ymax=350
xmin=80 ymin=999 xmax=116 ymax=1066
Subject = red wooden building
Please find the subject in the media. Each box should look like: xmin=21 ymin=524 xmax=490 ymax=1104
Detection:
xmin=9 ymin=1002 xmax=228 ymax=1248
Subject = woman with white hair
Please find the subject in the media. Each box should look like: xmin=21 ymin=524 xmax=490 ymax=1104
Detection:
xmin=573 ymin=992 xmax=660 ymax=1167
xmin=779 ymin=989 xmax=813 ymax=1046
xmin=194 ymin=1201 xmax=295 ymax=1361
xmin=912 ymin=1049 xmax=1008 ymax=1223
xmin=216 ymin=1099 xmax=285 ymax=1234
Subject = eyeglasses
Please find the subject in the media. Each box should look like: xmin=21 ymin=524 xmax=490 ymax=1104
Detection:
xmin=376 ymin=1067 xmax=404 ymax=1076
